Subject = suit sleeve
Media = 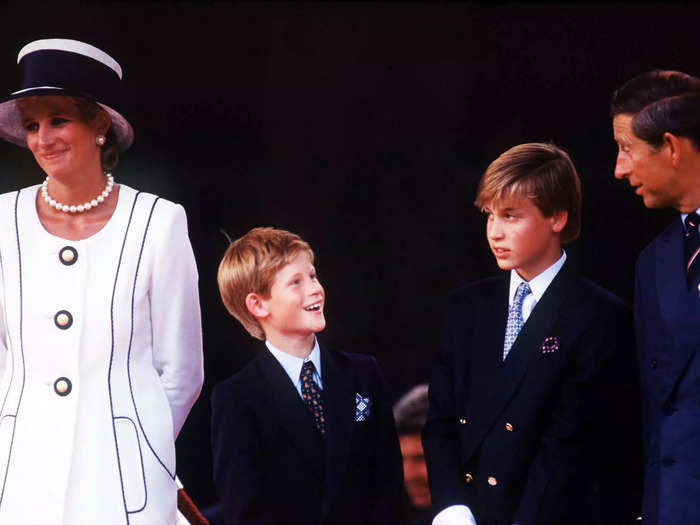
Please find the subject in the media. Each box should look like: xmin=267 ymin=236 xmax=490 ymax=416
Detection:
xmin=367 ymin=356 xmax=404 ymax=525
xmin=211 ymin=381 xmax=276 ymax=525
xmin=512 ymin=302 xmax=642 ymax=524
xmin=422 ymin=294 xmax=471 ymax=512
xmin=150 ymin=202 xmax=204 ymax=438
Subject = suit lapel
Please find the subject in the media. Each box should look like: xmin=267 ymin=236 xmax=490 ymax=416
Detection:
xmin=463 ymin=264 xmax=571 ymax=462
xmin=466 ymin=277 xmax=509 ymax=410
xmin=654 ymin=221 xmax=700 ymax=403
xmin=320 ymin=345 xmax=355 ymax=519
xmin=257 ymin=349 xmax=325 ymax=478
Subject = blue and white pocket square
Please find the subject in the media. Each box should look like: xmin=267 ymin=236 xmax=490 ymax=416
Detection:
xmin=540 ymin=336 xmax=560 ymax=354
xmin=355 ymin=393 xmax=372 ymax=421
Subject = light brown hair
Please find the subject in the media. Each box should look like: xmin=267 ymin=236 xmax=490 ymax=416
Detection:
xmin=474 ymin=142 xmax=582 ymax=243
xmin=217 ymin=227 xmax=314 ymax=340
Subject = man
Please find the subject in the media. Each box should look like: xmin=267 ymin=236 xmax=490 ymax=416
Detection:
xmin=612 ymin=69 xmax=700 ymax=524
xmin=394 ymin=384 xmax=433 ymax=525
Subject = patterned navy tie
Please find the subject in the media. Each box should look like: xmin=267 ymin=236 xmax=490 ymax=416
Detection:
xmin=503 ymin=282 xmax=531 ymax=360
xmin=685 ymin=212 xmax=700 ymax=289
xmin=300 ymin=361 xmax=326 ymax=436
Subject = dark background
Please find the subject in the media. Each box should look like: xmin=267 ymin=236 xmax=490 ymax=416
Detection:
xmin=0 ymin=1 xmax=692 ymax=508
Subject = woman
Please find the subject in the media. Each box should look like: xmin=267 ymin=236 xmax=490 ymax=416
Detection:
xmin=0 ymin=39 xmax=204 ymax=524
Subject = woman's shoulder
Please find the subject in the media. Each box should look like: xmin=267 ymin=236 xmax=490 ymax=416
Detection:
xmin=119 ymin=184 xmax=187 ymax=221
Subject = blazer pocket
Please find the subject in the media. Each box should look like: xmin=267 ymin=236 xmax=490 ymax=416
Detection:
xmin=114 ymin=417 xmax=146 ymax=512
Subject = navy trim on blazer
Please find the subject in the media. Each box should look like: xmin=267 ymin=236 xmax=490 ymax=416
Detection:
xmin=0 ymin=191 xmax=27 ymax=509
xmin=108 ymin=190 xmax=141 ymax=522
xmin=125 ymin=197 xmax=176 ymax=481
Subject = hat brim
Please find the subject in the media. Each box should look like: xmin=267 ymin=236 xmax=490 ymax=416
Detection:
xmin=0 ymin=88 xmax=134 ymax=151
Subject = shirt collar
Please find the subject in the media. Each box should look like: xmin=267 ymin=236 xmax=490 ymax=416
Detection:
xmin=509 ymin=250 xmax=567 ymax=305
xmin=265 ymin=337 xmax=322 ymax=383
xmin=680 ymin=208 xmax=700 ymax=231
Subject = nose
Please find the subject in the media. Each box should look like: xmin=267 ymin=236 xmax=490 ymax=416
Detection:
xmin=309 ymin=278 xmax=324 ymax=297
xmin=37 ymin=123 xmax=56 ymax=148
xmin=614 ymin=153 xmax=630 ymax=180
xmin=487 ymin=217 xmax=503 ymax=240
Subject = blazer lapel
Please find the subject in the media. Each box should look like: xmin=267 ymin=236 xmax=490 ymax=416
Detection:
xmin=463 ymin=264 xmax=570 ymax=462
xmin=654 ymin=221 xmax=700 ymax=403
xmin=257 ymin=349 xmax=325 ymax=478
xmin=320 ymin=346 xmax=355 ymax=519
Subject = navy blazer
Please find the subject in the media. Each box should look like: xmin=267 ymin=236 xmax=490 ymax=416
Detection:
xmin=210 ymin=343 xmax=403 ymax=525
xmin=635 ymin=219 xmax=700 ymax=525
xmin=423 ymin=262 xmax=641 ymax=525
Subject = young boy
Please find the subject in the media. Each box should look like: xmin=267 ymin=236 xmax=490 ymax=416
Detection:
xmin=422 ymin=143 xmax=641 ymax=525
xmin=211 ymin=227 xmax=403 ymax=525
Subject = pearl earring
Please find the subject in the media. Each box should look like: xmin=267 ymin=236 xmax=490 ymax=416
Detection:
xmin=96 ymin=134 xmax=106 ymax=146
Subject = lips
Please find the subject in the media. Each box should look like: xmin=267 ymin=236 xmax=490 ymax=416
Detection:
xmin=304 ymin=300 xmax=323 ymax=312
xmin=41 ymin=149 xmax=67 ymax=161
xmin=491 ymin=247 xmax=509 ymax=258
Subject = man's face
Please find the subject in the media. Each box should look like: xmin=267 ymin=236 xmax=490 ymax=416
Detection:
xmin=613 ymin=113 xmax=680 ymax=209
xmin=399 ymin=434 xmax=431 ymax=508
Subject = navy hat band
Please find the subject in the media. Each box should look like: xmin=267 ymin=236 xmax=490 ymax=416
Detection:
xmin=16 ymin=50 xmax=122 ymax=108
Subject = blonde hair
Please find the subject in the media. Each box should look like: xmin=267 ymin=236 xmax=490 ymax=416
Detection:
xmin=217 ymin=227 xmax=314 ymax=340
xmin=474 ymin=142 xmax=582 ymax=243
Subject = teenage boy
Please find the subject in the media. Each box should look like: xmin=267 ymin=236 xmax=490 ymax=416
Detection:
xmin=211 ymin=227 xmax=403 ymax=525
xmin=423 ymin=143 xmax=641 ymax=525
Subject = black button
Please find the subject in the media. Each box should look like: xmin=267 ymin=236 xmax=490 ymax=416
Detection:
xmin=651 ymin=359 xmax=658 ymax=369
xmin=663 ymin=457 xmax=675 ymax=466
xmin=54 ymin=377 xmax=72 ymax=396
xmin=54 ymin=310 xmax=73 ymax=330
xmin=58 ymin=246 xmax=78 ymax=266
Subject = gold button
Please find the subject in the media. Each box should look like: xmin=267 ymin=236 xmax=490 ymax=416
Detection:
xmin=464 ymin=473 xmax=473 ymax=483
xmin=56 ymin=313 xmax=69 ymax=327
xmin=459 ymin=418 xmax=467 ymax=425
xmin=488 ymin=476 xmax=498 ymax=486
xmin=505 ymin=422 xmax=514 ymax=432
xmin=60 ymin=250 xmax=74 ymax=263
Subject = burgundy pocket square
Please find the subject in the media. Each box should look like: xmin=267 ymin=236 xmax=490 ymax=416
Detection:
xmin=540 ymin=336 xmax=559 ymax=354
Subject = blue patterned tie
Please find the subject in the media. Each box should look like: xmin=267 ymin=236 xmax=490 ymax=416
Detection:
xmin=300 ymin=361 xmax=326 ymax=436
xmin=503 ymin=282 xmax=531 ymax=360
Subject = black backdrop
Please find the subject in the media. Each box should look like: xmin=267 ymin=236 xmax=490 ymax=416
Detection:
xmin=0 ymin=2 xmax=692 ymax=508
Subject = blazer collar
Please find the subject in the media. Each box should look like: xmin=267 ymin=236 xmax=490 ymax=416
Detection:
xmin=257 ymin=348 xmax=325 ymax=478
xmin=463 ymin=261 xmax=572 ymax=461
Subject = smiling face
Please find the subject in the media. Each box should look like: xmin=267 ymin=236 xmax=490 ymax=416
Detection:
xmin=257 ymin=251 xmax=326 ymax=352
xmin=612 ymin=113 xmax=682 ymax=209
xmin=18 ymin=96 xmax=108 ymax=181
xmin=484 ymin=196 xmax=566 ymax=282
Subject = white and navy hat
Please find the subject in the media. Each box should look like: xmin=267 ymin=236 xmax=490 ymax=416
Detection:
xmin=0 ymin=38 xmax=134 ymax=150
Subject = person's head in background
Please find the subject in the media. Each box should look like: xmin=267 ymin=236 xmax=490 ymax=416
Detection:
xmin=393 ymin=384 xmax=431 ymax=509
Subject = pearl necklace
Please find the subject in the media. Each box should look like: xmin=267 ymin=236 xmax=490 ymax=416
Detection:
xmin=41 ymin=174 xmax=114 ymax=213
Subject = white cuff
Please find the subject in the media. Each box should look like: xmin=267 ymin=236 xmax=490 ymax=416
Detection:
xmin=432 ymin=504 xmax=477 ymax=525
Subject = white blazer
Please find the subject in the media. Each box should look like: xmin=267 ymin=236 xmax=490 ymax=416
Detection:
xmin=0 ymin=184 xmax=204 ymax=525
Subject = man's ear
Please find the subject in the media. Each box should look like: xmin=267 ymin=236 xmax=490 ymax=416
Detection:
xmin=550 ymin=210 xmax=568 ymax=233
xmin=663 ymin=132 xmax=683 ymax=168
xmin=245 ymin=292 xmax=269 ymax=320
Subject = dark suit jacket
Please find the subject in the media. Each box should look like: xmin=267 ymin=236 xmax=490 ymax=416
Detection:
xmin=211 ymin=343 xmax=403 ymax=525
xmin=635 ymin=219 xmax=700 ymax=525
xmin=423 ymin=262 xmax=642 ymax=525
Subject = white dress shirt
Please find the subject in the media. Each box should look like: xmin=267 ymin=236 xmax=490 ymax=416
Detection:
xmin=266 ymin=338 xmax=323 ymax=397
xmin=432 ymin=251 xmax=567 ymax=525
